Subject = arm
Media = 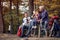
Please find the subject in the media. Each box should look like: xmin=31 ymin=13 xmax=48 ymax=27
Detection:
xmin=42 ymin=11 xmax=48 ymax=20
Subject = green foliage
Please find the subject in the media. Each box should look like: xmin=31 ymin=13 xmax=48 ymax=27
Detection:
xmin=3 ymin=11 xmax=23 ymax=33
xmin=3 ymin=0 xmax=60 ymax=33
xmin=34 ymin=0 xmax=60 ymax=17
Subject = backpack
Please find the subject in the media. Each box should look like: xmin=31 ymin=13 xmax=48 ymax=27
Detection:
xmin=17 ymin=27 xmax=22 ymax=37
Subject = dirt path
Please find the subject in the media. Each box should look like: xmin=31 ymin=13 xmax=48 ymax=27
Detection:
xmin=0 ymin=34 xmax=60 ymax=40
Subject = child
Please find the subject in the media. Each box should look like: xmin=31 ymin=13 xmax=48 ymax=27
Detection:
xmin=31 ymin=10 xmax=40 ymax=36
xmin=22 ymin=12 xmax=31 ymax=26
xmin=32 ymin=10 xmax=40 ymax=27
xmin=21 ymin=12 xmax=32 ymax=37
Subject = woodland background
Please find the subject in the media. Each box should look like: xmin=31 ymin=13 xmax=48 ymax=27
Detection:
xmin=1 ymin=0 xmax=60 ymax=33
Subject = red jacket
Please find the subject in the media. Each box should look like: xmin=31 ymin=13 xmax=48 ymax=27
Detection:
xmin=48 ymin=16 xmax=59 ymax=29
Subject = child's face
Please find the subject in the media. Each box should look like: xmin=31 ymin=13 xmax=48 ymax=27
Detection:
xmin=24 ymin=13 xmax=28 ymax=17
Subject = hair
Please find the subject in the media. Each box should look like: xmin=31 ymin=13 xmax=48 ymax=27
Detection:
xmin=24 ymin=12 xmax=28 ymax=14
xmin=39 ymin=5 xmax=45 ymax=8
xmin=24 ymin=12 xmax=29 ymax=17
xmin=33 ymin=10 xmax=39 ymax=15
xmin=24 ymin=12 xmax=28 ymax=15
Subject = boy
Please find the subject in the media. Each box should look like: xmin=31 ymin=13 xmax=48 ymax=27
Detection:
xmin=21 ymin=12 xmax=32 ymax=37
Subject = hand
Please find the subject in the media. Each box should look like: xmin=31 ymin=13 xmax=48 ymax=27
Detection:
xmin=37 ymin=20 xmax=40 ymax=22
xmin=40 ymin=19 xmax=42 ymax=21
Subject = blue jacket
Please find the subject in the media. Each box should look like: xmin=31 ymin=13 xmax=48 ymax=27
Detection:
xmin=39 ymin=10 xmax=48 ymax=22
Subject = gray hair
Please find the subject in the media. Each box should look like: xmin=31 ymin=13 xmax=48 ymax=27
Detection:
xmin=39 ymin=5 xmax=45 ymax=9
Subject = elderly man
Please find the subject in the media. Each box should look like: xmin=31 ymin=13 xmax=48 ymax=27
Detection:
xmin=38 ymin=6 xmax=49 ymax=36
xmin=39 ymin=6 xmax=48 ymax=23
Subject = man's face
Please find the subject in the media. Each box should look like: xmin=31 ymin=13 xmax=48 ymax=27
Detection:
xmin=39 ymin=6 xmax=44 ymax=12
xmin=39 ymin=8 xmax=43 ymax=12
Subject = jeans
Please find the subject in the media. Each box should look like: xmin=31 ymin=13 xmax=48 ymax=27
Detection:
xmin=40 ymin=21 xmax=48 ymax=36
xmin=32 ymin=19 xmax=40 ymax=26
xmin=21 ymin=21 xmax=32 ymax=37
xmin=51 ymin=20 xmax=60 ymax=37
xmin=40 ymin=21 xmax=48 ymax=29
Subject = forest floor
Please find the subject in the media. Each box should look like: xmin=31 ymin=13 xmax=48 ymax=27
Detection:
xmin=0 ymin=33 xmax=60 ymax=40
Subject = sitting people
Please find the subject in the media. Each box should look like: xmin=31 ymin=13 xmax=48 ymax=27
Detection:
xmin=19 ymin=6 xmax=49 ymax=37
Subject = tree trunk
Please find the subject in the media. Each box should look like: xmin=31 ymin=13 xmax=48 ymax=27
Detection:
xmin=0 ymin=0 xmax=4 ymax=33
xmin=29 ymin=0 xmax=34 ymax=16
xmin=16 ymin=0 xmax=20 ymax=32
xmin=9 ymin=0 xmax=13 ymax=34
